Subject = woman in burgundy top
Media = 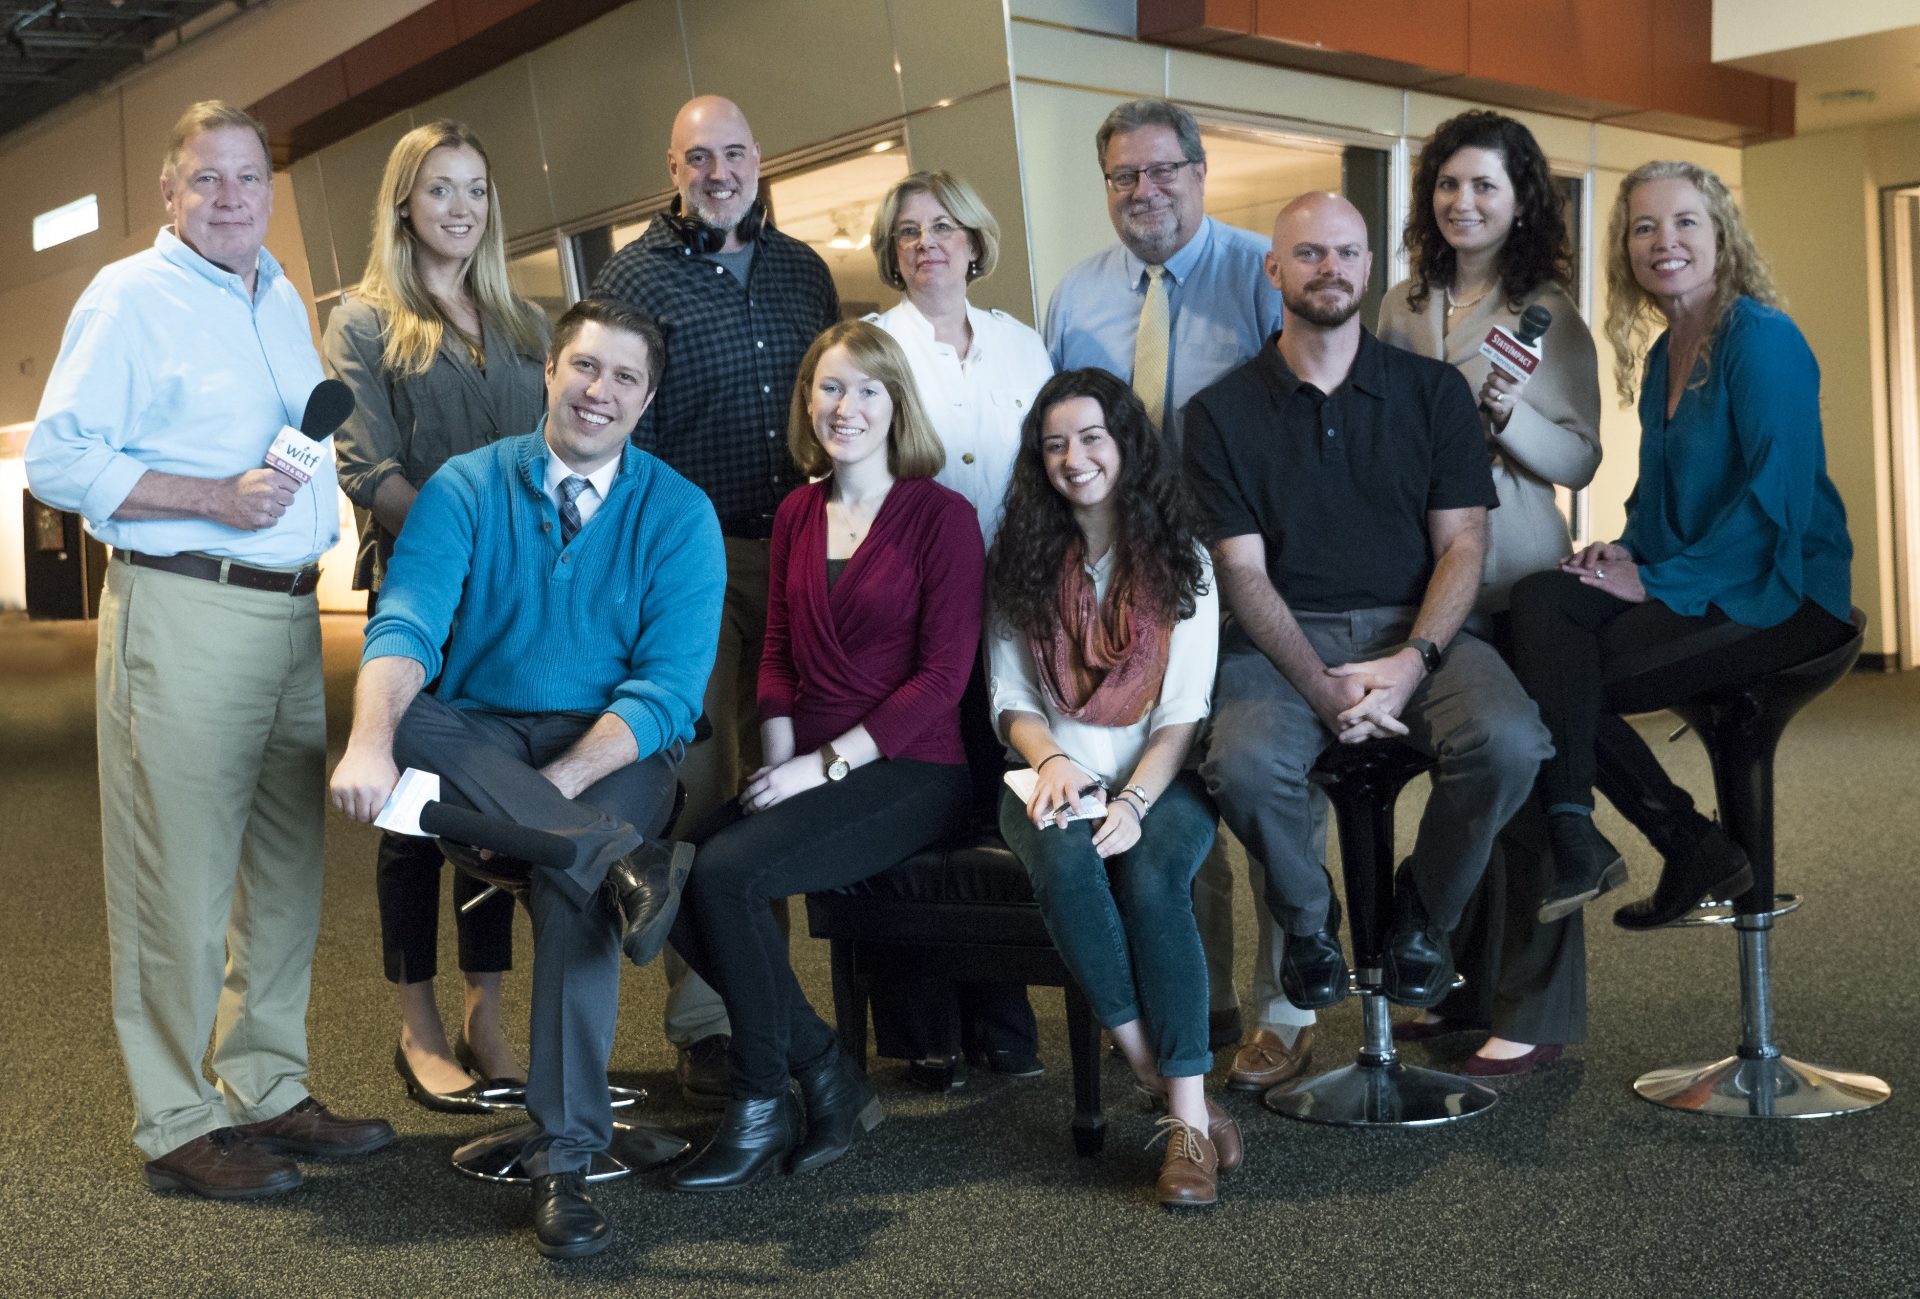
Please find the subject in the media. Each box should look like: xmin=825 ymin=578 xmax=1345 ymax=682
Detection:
xmin=667 ymin=320 xmax=981 ymax=1193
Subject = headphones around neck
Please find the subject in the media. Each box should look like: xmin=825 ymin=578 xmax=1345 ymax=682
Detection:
xmin=661 ymin=195 xmax=766 ymax=254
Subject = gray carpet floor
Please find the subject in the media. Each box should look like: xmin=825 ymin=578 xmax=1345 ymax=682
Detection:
xmin=0 ymin=610 xmax=1913 ymax=1298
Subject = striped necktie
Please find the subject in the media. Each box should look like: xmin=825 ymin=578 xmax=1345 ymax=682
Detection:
xmin=558 ymin=474 xmax=588 ymax=544
xmin=1132 ymin=263 xmax=1170 ymax=431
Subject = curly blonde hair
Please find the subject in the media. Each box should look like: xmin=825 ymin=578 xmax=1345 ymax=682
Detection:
xmin=1602 ymin=160 xmax=1781 ymax=406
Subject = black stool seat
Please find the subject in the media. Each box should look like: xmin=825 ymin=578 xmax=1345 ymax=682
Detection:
xmin=1633 ymin=610 xmax=1891 ymax=1118
xmin=806 ymin=819 xmax=1109 ymax=1156
xmin=1267 ymin=740 xmax=1498 ymax=1128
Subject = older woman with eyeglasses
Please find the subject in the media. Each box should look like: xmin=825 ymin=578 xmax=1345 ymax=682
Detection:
xmin=862 ymin=169 xmax=1053 ymax=1092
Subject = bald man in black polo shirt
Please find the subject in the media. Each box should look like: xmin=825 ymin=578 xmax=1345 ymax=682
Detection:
xmin=1184 ymin=192 xmax=1551 ymax=1012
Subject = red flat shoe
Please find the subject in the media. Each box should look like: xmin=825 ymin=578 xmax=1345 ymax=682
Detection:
xmin=1457 ymin=1043 xmax=1565 ymax=1078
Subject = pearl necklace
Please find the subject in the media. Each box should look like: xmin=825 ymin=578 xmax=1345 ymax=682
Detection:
xmin=1444 ymin=283 xmax=1493 ymax=316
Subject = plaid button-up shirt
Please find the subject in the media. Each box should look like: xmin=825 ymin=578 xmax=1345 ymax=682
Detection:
xmin=591 ymin=216 xmax=840 ymax=534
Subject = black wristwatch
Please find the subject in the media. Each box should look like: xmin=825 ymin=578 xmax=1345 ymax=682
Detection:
xmin=1403 ymin=637 xmax=1443 ymax=673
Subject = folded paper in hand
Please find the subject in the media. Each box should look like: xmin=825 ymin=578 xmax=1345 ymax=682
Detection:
xmin=1003 ymin=767 xmax=1107 ymax=824
xmin=373 ymin=768 xmax=441 ymax=837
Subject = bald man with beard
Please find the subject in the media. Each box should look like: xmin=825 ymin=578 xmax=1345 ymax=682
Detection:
xmin=1183 ymin=193 xmax=1552 ymax=1028
xmin=591 ymin=97 xmax=839 ymax=1098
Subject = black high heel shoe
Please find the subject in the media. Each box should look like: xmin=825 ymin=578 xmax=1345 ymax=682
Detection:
xmin=453 ymin=1035 xmax=529 ymax=1110
xmin=394 ymin=1043 xmax=491 ymax=1115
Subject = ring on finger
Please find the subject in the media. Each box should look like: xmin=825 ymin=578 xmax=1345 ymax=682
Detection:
xmin=1596 ymin=567 xmax=1607 ymax=579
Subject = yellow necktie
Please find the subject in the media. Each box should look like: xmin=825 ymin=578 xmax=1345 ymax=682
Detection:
xmin=1132 ymin=264 xmax=1170 ymax=431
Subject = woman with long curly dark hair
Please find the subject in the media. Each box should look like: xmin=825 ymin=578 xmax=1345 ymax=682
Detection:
xmin=986 ymin=368 xmax=1238 ymax=1208
xmin=1376 ymin=109 xmax=1603 ymax=1079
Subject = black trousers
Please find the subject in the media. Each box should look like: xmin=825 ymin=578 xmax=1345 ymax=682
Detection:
xmin=669 ymin=759 xmax=972 ymax=1099
xmin=375 ymin=831 xmax=513 ymax=984
xmin=1510 ymin=569 xmax=1853 ymax=809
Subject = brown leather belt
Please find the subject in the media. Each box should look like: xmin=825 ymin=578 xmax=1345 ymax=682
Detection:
xmin=116 ymin=549 xmax=322 ymax=597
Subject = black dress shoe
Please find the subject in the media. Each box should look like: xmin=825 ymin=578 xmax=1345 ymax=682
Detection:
xmin=789 ymin=1048 xmax=885 ymax=1174
xmin=1379 ymin=871 xmax=1456 ymax=1009
xmin=667 ymin=1092 xmax=800 ymax=1193
xmin=531 ymin=1171 xmax=610 ymax=1259
xmin=965 ymin=1048 xmax=1044 ymax=1079
xmin=394 ymin=1043 xmax=491 ymax=1114
xmin=1279 ymin=893 xmax=1349 ymax=1010
xmin=1538 ymin=812 xmax=1629 ymax=923
xmin=904 ymin=1056 xmax=964 ymax=1092
xmin=603 ymin=839 xmax=695 ymax=966
xmin=677 ymin=1034 xmax=731 ymax=1110
xmin=1613 ymin=818 xmax=1753 ymax=930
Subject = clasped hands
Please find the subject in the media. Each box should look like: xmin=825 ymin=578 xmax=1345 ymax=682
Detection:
xmin=1561 ymin=540 xmax=1646 ymax=603
xmin=1316 ymin=648 xmax=1426 ymax=745
xmin=740 ymin=752 xmax=826 ymax=815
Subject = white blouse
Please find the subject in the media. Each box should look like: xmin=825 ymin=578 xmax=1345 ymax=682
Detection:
xmin=867 ymin=298 xmax=1054 ymax=546
xmin=989 ymin=547 xmax=1218 ymax=786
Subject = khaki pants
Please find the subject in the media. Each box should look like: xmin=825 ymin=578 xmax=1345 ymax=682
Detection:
xmin=97 ymin=560 xmax=326 ymax=1159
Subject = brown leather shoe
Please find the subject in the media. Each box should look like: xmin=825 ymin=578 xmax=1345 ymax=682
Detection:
xmin=234 ymin=1096 xmax=395 ymax=1158
xmin=1153 ymin=1116 xmax=1218 ymax=1208
xmin=1134 ymin=1083 xmax=1244 ymax=1173
xmin=1226 ymin=1026 xmax=1314 ymax=1092
xmin=144 ymin=1128 xmax=303 ymax=1199
xmin=1204 ymin=1099 xmax=1243 ymax=1173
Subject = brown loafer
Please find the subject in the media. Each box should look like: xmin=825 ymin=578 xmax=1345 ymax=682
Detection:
xmin=144 ymin=1128 xmax=303 ymax=1199
xmin=234 ymin=1096 xmax=395 ymax=1158
xmin=1153 ymin=1116 xmax=1218 ymax=1208
xmin=1226 ymin=1026 xmax=1314 ymax=1092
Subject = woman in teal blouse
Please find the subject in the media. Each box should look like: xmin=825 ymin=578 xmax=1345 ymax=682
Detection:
xmin=1509 ymin=160 xmax=1854 ymax=931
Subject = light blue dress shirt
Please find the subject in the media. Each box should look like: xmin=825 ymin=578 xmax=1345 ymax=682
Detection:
xmin=26 ymin=228 xmax=336 ymax=567
xmin=1043 ymin=216 xmax=1285 ymax=443
xmin=1622 ymin=296 xmax=1851 ymax=628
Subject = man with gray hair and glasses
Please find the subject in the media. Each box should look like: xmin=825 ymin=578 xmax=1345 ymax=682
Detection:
xmin=1044 ymin=97 xmax=1310 ymax=1090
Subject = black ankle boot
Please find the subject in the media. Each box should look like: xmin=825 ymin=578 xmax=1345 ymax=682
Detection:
xmin=1614 ymin=818 xmax=1753 ymax=930
xmin=788 ymin=1049 xmax=884 ymax=1174
xmin=667 ymin=1092 xmax=799 ymax=1193
xmin=1539 ymin=813 xmax=1628 ymax=923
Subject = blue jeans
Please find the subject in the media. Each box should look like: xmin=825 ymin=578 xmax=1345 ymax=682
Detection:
xmin=999 ymin=773 xmax=1216 ymax=1078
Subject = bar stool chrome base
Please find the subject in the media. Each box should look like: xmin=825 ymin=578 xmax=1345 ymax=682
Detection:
xmin=452 ymin=1116 xmax=691 ymax=1185
xmin=1634 ymin=1052 xmax=1891 ymax=1119
xmin=1263 ymin=987 xmax=1497 ymax=1127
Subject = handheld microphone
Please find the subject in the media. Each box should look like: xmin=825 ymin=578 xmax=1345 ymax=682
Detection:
xmin=1478 ymin=305 xmax=1553 ymax=385
xmin=265 ymin=379 xmax=354 ymax=486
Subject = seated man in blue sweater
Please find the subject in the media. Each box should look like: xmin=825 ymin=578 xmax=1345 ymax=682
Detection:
xmin=330 ymin=296 xmax=724 ymax=1259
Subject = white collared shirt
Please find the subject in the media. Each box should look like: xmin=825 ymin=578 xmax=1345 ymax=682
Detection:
xmin=542 ymin=446 xmax=619 ymax=532
xmin=867 ymin=298 xmax=1054 ymax=547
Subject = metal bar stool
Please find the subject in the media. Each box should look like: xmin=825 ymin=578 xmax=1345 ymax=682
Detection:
xmin=1264 ymin=740 xmax=1498 ymax=1127
xmin=1631 ymin=609 xmax=1891 ymax=1119
xmin=429 ymin=802 xmax=692 ymax=1182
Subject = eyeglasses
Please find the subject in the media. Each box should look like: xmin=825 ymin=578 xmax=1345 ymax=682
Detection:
xmin=1103 ymin=160 xmax=1196 ymax=193
xmin=893 ymin=218 xmax=966 ymax=244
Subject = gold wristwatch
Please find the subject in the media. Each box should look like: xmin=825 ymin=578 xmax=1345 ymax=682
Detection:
xmin=821 ymin=742 xmax=851 ymax=782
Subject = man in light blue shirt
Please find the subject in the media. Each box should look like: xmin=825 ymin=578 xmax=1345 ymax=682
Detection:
xmin=1043 ymin=98 xmax=1307 ymax=1082
xmin=26 ymin=101 xmax=391 ymax=1201
xmin=1043 ymin=98 xmax=1285 ymax=447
